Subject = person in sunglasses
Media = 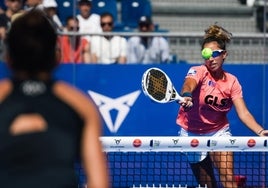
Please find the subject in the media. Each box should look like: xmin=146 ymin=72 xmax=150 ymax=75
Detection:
xmin=58 ymin=16 xmax=90 ymax=63
xmin=90 ymin=12 xmax=127 ymax=64
xmin=127 ymin=16 xmax=170 ymax=64
xmin=177 ymin=24 xmax=268 ymax=188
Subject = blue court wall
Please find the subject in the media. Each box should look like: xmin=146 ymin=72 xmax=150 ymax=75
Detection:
xmin=0 ymin=63 xmax=267 ymax=136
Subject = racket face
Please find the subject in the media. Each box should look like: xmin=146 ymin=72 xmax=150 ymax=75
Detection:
xmin=142 ymin=68 xmax=173 ymax=103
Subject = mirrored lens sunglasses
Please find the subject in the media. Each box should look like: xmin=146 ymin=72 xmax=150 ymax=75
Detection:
xmin=211 ymin=50 xmax=225 ymax=58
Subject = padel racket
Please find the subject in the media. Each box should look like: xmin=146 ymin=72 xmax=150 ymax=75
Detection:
xmin=141 ymin=67 xmax=185 ymax=103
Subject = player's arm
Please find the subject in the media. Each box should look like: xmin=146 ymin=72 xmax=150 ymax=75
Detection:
xmin=180 ymin=77 xmax=197 ymax=94
xmin=54 ymin=82 xmax=110 ymax=188
xmin=233 ymin=98 xmax=268 ymax=136
xmin=80 ymin=98 xmax=110 ymax=188
xmin=179 ymin=77 xmax=197 ymax=108
xmin=0 ymin=79 xmax=12 ymax=102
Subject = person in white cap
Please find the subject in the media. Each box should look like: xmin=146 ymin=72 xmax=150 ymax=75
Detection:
xmin=42 ymin=0 xmax=63 ymax=31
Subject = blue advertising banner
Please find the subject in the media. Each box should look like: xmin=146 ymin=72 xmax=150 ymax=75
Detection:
xmin=0 ymin=63 xmax=267 ymax=136
xmin=54 ymin=64 xmax=267 ymax=137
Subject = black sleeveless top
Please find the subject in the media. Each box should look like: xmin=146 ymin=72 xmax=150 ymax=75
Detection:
xmin=0 ymin=79 xmax=84 ymax=188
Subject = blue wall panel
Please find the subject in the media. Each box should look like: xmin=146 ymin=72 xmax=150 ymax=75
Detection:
xmin=0 ymin=63 xmax=267 ymax=136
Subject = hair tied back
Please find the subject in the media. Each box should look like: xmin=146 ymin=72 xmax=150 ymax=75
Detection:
xmin=204 ymin=24 xmax=232 ymax=44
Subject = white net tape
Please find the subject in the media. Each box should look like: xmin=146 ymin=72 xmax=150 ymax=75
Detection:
xmin=101 ymin=136 xmax=268 ymax=152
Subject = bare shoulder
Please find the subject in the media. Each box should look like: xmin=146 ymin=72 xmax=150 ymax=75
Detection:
xmin=53 ymin=81 xmax=98 ymax=120
xmin=0 ymin=79 xmax=12 ymax=102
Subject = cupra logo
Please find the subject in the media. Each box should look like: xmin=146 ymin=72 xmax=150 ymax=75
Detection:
xmin=88 ymin=90 xmax=141 ymax=133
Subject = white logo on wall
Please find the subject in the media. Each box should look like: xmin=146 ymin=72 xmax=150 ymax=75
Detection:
xmin=88 ymin=90 xmax=141 ymax=133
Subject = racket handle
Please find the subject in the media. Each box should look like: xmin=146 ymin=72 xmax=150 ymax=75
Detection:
xmin=179 ymin=92 xmax=192 ymax=103
xmin=177 ymin=95 xmax=185 ymax=102
xmin=178 ymin=95 xmax=193 ymax=108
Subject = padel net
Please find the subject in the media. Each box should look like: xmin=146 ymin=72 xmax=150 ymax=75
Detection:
xmin=76 ymin=136 xmax=268 ymax=187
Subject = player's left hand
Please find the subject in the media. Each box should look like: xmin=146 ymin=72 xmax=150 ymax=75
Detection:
xmin=259 ymin=130 xmax=268 ymax=136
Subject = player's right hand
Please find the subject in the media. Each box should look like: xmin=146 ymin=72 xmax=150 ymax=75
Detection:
xmin=179 ymin=97 xmax=193 ymax=111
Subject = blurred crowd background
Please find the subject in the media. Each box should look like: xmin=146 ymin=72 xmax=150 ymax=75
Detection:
xmin=1 ymin=0 xmax=268 ymax=64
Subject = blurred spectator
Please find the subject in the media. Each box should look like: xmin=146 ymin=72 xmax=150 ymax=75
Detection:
xmin=24 ymin=0 xmax=43 ymax=10
xmin=76 ymin=0 xmax=102 ymax=42
xmin=238 ymin=0 xmax=255 ymax=6
xmin=90 ymin=12 xmax=127 ymax=64
xmin=246 ymin=0 xmax=255 ymax=6
xmin=58 ymin=16 xmax=90 ymax=63
xmin=127 ymin=16 xmax=170 ymax=64
xmin=0 ymin=0 xmax=24 ymax=61
xmin=42 ymin=0 xmax=63 ymax=31
xmin=25 ymin=0 xmax=63 ymax=31
xmin=0 ymin=0 xmax=23 ymax=39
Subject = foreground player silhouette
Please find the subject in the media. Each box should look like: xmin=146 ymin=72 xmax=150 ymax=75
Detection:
xmin=0 ymin=10 xmax=109 ymax=188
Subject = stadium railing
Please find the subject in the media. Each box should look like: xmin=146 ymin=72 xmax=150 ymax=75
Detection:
xmin=57 ymin=31 xmax=268 ymax=64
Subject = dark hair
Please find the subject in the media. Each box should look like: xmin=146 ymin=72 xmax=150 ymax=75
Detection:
xmin=65 ymin=16 xmax=79 ymax=24
xmin=201 ymin=24 xmax=232 ymax=50
xmin=78 ymin=0 xmax=92 ymax=6
xmin=100 ymin=12 xmax=114 ymax=22
xmin=5 ymin=10 xmax=58 ymax=77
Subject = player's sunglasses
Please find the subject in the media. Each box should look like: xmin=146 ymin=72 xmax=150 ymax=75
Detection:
xmin=211 ymin=50 xmax=225 ymax=58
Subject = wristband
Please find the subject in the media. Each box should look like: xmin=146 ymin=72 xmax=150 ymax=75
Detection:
xmin=257 ymin=129 xmax=264 ymax=135
xmin=182 ymin=92 xmax=192 ymax=98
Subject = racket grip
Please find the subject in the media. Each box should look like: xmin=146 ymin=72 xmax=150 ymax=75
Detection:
xmin=178 ymin=95 xmax=193 ymax=108
xmin=177 ymin=95 xmax=185 ymax=102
